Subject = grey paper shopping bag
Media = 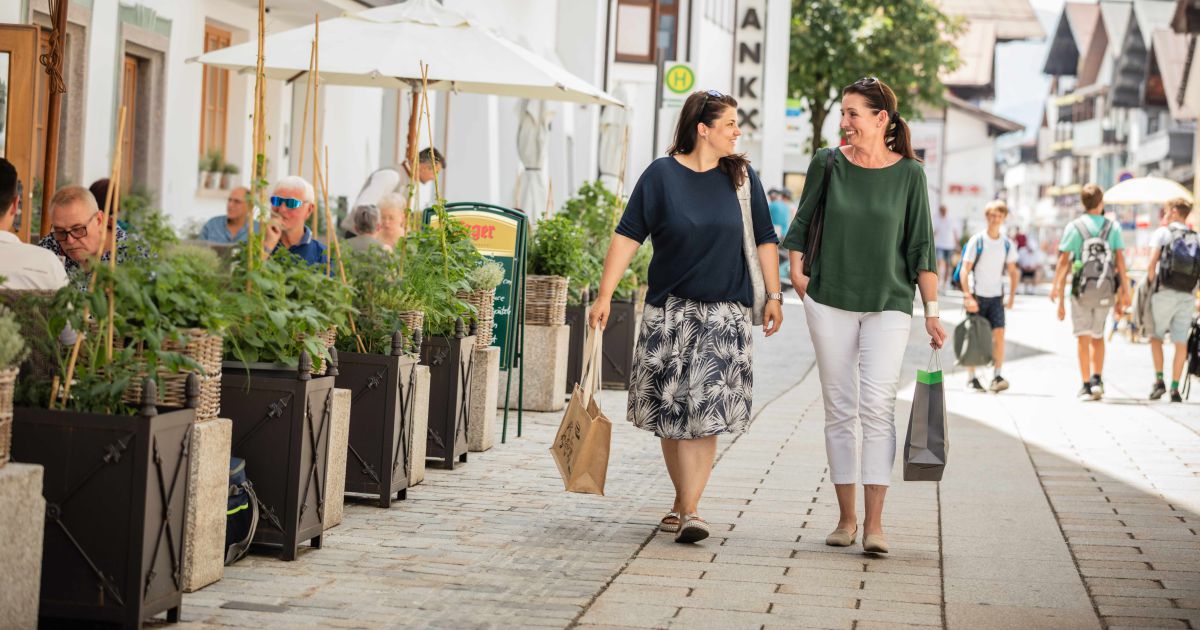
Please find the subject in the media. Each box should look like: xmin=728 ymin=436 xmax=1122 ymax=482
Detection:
xmin=903 ymin=352 xmax=949 ymax=481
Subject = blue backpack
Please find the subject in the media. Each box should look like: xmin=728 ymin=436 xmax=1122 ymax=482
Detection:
xmin=951 ymin=234 xmax=1011 ymax=288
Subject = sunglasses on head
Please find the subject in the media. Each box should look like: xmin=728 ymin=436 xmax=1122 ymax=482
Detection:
xmin=860 ymin=77 xmax=889 ymax=112
xmin=270 ymin=196 xmax=304 ymax=209
xmin=697 ymin=89 xmax=725 ymax=125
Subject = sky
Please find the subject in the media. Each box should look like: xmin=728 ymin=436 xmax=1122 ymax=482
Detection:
xmin=993 ymin=0 xmax=1070 ymax=143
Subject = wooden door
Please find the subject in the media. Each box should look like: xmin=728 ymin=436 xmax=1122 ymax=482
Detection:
xmin=0 ymin=25 xmax=40 ymax=241
xmin=120 ymin=54 xmax=138 ymax=194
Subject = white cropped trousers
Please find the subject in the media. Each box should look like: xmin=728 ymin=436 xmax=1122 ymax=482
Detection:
xmin=803 ymin=295 xmax=912 ymax=486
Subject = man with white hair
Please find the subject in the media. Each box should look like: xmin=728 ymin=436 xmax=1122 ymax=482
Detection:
xmin=263 ymin=175 xmax=328 ymax=266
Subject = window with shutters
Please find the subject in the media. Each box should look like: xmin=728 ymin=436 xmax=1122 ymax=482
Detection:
xmin=199 ymin=24 xmax=231 ymax=160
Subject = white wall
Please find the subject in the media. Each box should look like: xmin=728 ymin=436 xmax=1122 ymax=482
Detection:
xmin=942 ymin=107 xmax=996 ymax=235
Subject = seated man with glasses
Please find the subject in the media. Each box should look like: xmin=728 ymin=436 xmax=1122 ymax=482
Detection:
xmin=262 ymin=175 xmax=328 ymax=266
xmin=38 ymin=184 xmax=150 ymax=290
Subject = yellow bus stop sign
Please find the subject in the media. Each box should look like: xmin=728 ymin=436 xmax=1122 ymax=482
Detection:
xmin=664 ymin=64 xmax=695 ymax=95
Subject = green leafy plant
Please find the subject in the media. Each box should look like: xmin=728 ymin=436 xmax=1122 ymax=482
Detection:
xmin=121 ymin=187 xmax=179 ymax=254
xmin=558 ymin=180 xmax=620 ymax=301
xmin=467 ymin=260 xmax=505 ymax=292
xmin=0 ymin=307 xmax=27 ymax=370
xmin=221 ymin=162 xmax=240 ymax=175
xmin=202 ymin=149 xmax=224 ymax=173
xmin=337 ymin=246 xmax=416 ymax=355
xmin=399 ymin=207 xmax=483 ymax=337
xmin=528 ymin=214 xmax=588 ymax=280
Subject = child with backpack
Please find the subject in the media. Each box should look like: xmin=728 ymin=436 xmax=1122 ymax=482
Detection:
xmin=957 ymin=200 xmax=1019 ymax=392
xmin=1050 ymin=184 xmax=1130 ymax=401
xmin=1146 ymin=197 xmax=1200 ymax=402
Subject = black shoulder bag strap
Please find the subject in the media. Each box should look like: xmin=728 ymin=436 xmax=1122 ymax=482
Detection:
xmin=802 ymin=148 xmax=837 ymax=277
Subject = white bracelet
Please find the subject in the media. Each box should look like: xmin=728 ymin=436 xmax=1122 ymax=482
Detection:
xmin=924 ymin=301 xmax=940 ymax=318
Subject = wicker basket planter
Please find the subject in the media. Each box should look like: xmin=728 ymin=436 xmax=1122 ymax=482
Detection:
xmin=13 ymin=378 xmax=196 ymax=628
xmin=457 ymin=289 xmax=496 ymax=348
xmin=0 ymin=367 xmax=15 ymax=468
xmin=398 ymin=311 xmax=425 ymax=347
xmin=121 ymin=329 xmax=223 ymax=422
xmin=298 ymin=327 xmax=338 ymax=376
xmin=526 ymin=275 xmax=569 ymax=326
xmin=335 ymin=332 xmax=420 ymax=507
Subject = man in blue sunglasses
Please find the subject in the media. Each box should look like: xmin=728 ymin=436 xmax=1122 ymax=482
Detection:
xmin=263 ymin=175 xmax=328 ymax=266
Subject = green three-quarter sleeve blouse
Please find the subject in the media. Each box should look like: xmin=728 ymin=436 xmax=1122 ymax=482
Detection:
xmin=781 ymin=147 xmax=936 ymax=314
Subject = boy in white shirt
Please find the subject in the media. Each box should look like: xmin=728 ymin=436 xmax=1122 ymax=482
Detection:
xmin=960 ymin=200 xmax=1019 ymax=392
xmin=1146 ymin=198 xmax=1199 ymax=403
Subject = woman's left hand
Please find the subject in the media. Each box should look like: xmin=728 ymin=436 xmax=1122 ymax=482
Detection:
xmin=763 ymin=301 xmax=783 ymax=337
xmin=925 ymin=317 xmax=947 ymax=349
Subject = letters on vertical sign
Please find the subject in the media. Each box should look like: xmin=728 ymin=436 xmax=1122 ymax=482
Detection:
xmin=734 ymin=1 xmax=766 ymax=133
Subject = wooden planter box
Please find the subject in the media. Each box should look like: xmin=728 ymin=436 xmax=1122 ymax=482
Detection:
xmin=220 ymin=353 xmax=335 ymax=560
xmin=419 ymin=323 xmax=475 ymax=471
xmin=564 ymin=303 xmax=587 ymax=396
xmin=602 ymin=299 xmax=637 ymax=389
xmin=335 ymin=335 xmax=419 ymax=508
xmin=12 ymin=380 xmax=196 ymax=629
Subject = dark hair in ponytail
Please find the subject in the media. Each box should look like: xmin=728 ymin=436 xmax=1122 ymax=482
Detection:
xmin=843 ymin=77 xmax=920 ymax=162
xmin=667 ymin=90 xmax=750 ymax=189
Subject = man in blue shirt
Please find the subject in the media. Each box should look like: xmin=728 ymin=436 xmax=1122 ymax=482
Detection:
xmin=198 ymin=186 xmax=256 ymax=244
xmin=262 ymin=176 xmax=328 ymax=266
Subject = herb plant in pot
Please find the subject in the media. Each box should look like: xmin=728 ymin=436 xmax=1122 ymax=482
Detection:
xmin=0 ymin=306 xmax=26 ymax=468
xmin=526 ymin=213 xmax=588 ymax=327
xmin=405 ymin=209 xmax=482 ymax=470
xmin=334 ymin=246 xmax=421 ymax=506
xmin=218 ymin=239 xmax=354 ymax=560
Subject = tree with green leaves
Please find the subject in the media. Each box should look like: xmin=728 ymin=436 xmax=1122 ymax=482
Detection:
xmin=788 ymin=0 xmax=963 ymax=155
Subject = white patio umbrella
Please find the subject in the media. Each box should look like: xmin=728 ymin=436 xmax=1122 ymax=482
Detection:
xmin=516 ymin=99 xmax=553 ymax=222
xmin=1104 ymin=176 xmax=1194 ymax=205
xmin=598 ymin=85 xmax=632 ymax=193
xmin=192 ymin=0 xmax=622 ymax=107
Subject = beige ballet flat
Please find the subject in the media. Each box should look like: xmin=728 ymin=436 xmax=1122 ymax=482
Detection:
xmin=863 ymin=533 xmax=889 ymax=554
xmin=825 ymin=526 xmax=858 ymax=547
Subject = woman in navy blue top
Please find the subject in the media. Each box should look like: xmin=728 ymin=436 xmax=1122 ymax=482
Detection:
xmin=589 ymin=90 xmax=782 ymax=544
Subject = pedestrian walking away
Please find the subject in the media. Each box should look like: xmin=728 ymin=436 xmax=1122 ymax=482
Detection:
xmin=782 ymin=76 xmax=947 ymax=555
xmin=1146 ymin=197 xmax=1200 ymax=403
xmin=959 ymin=200 xmax=1019 ymax=393
xmin=1050 ymin=183 xmax=1130 ymax=401
xmin=588 ymin=89 xmax=783 ymax=545
xmin=932 ymin=204 xmax=960 ymax=292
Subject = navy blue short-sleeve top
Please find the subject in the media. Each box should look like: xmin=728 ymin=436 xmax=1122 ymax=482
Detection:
xmin=615 ymin=156 xmax=777 ymax=308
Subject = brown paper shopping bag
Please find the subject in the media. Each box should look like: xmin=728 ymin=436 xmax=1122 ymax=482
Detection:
xmin=550 ymin=326 xmax=612 ymax=495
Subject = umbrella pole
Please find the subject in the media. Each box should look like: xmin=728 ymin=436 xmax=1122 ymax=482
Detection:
xmin=38 ymin=0 xmax=69 ymax=239
xmin=248 ymin=0 xmax=268 ymax=268
xmin=310 ymin=16 xmax=322 ymax=234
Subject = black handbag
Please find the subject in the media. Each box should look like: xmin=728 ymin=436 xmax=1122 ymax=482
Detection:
xmin=802 ymin=148 xmax=837 ymax=277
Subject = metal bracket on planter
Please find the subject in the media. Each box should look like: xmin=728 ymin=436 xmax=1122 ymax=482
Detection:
xmin=298 ymin=388 xmax=332 ymax=521
xmin=395 ymin=365 xmax=418 ymax=481
xmin=145 ymin=429 xmax=188 ymax=595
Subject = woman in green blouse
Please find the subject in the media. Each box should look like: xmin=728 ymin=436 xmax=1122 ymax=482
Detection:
xmin=782 ymin=77 xmax=947 ymax=554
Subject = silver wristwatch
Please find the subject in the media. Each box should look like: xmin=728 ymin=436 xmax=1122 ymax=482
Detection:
xmin=766 ymin=291 xmax=783 ymax=302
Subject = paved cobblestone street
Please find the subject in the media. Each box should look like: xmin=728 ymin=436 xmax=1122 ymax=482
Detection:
xmin=165 ymin=293 xmax=1200 ymax=629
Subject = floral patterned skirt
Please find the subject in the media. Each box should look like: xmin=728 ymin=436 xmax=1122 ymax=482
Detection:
xmin=627 ymin=295 xmax=754 ymax=440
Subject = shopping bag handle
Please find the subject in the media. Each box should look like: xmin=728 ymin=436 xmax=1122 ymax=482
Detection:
xmin=926 ymin=349 xmax=942 ymax=373
xmin=580 ymin=326 xmax=604 ymax=400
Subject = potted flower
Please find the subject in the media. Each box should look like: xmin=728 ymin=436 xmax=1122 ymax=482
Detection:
xmin=460 ymin=259 xmax=505 ymax=348
xmin=202 ymin=149 xmax=223 ymax=189
xmin=526 ymin=213 xmax=588 ymax=327
xmin=403 ymin=208 xmax=481 ymax=470
xmin=220 ymin=162 xmax=240 ymax=190
xmin=334 ymin=246 xmax=422 ymax=507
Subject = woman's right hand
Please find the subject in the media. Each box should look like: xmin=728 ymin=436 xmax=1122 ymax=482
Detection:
xmin=791 ymin=270 xmax=809 ymax=300
xmin=588 ymin=296 xmax=611 ymax=330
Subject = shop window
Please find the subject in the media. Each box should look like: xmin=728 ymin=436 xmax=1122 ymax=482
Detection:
xmin=615 ymin=0 xmax=679 ymax=63
xmin=199 ymin=24 xmax=231 ymax=160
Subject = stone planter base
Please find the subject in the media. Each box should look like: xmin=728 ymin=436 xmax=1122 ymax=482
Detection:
xmin=323 ymin=388 xmax=351 ymax=529
xmin=183 ymin=417 xmax=232 ymax=593
xmin=0 ymin=462 xmax=44 ymax=630
xmin=468 ymin=347 xmax=499 ymax=452
xmin=502 ymin=324 xmax=569 ymax=412
xmin=410 ymin=365 xmax=431 ymax=486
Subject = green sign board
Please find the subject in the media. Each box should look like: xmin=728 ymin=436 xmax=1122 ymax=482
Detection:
xmin=426 ymin=203 xmax=527 ymax=371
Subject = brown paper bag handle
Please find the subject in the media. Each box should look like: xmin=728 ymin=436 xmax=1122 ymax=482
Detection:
xmin=579 ymin=326 xmax=603 ymax=401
